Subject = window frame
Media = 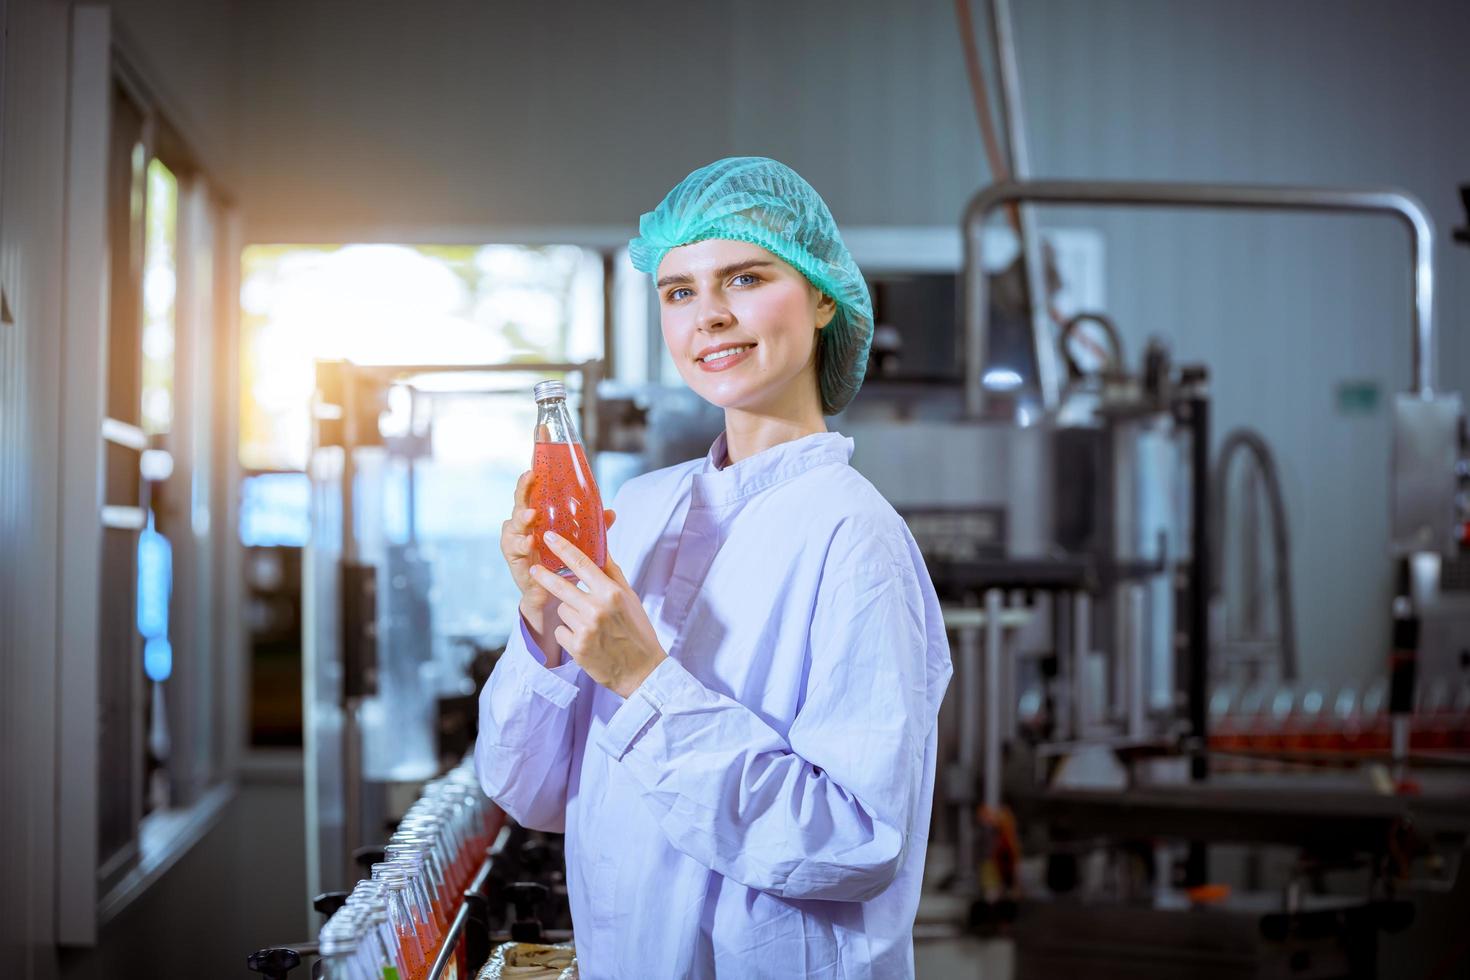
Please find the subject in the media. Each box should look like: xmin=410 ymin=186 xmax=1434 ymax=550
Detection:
xmin=55 ymin=14 xmax=244 ymax=944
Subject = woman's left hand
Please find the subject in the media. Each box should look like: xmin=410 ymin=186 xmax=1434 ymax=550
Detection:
xmin=529 ymin=530 xmax=668 ymax=698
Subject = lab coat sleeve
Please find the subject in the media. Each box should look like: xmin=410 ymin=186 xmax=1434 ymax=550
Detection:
xmin=595 ymin=536 xmax=934 ymax=903
xmin=475 ymin=613 xmax=587 ymax=832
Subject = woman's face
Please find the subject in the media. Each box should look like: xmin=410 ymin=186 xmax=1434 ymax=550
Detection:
xmin=655 ymin=239 xmax=836 ymax=416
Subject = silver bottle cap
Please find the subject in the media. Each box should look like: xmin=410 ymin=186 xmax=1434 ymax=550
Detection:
xmin=533 ymin=380 xmax=566 ymax=402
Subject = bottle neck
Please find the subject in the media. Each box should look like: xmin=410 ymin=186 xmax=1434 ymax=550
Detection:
xmin=535 ymin=397 xmax=580 ymax=445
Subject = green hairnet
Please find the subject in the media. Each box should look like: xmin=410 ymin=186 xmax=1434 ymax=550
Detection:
xmin=628 ymin=157 xmax=873 ymax=416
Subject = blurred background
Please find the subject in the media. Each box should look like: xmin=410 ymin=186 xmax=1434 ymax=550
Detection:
xmin=2 ymin=0 xmax=1469 ymax=977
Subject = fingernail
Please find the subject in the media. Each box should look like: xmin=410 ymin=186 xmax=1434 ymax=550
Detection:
xmin=545 ymin=530 xmax=560 ymax=542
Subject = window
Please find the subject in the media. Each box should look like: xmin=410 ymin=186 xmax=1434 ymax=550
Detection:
xmin=237 ymin=243 xmax=604 ymax=751
xmin=240 ymin=243 xmax=605 ymax=471
xmin=83 ymin=65 xmax=234 ymax=929
xmin=141 ymin=159 xmax=178 ymax=436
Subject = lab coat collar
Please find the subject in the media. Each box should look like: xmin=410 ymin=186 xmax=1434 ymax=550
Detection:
xmin=692 ymin=429 xmax=855 ymax=508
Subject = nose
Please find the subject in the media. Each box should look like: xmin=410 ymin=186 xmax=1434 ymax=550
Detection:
xmin=694 ymin=295 xmax=733 ymax=333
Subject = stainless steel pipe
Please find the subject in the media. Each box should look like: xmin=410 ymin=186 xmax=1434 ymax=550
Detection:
xmin=962 ymin=180 xmax=1438 ymax=416
xmin=983 ymin=589 xmax=1005 ymax=811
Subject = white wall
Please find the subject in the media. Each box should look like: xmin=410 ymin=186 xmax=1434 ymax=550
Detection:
xmin=106 ymin=0 xmax=242 ymax=191
xmin=233 ymin=0 xmax=985 ymax=240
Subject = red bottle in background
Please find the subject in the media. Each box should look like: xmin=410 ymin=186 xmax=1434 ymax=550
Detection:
xmin=530 ymin=380 xmax=606 ymax=578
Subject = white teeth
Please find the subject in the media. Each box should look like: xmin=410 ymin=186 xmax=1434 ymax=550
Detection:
xmin=701 ymin=345 xmax=752 ymax=363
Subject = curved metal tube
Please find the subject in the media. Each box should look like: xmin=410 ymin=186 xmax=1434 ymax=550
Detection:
xmin=1210 ymin=428 xmax=1299 ymax=682
xmin=962 ymin=180 xmax=1437 ymax=417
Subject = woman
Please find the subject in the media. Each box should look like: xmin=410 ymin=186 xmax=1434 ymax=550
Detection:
xmin=477 ymin=157 xmax=953 ymax=979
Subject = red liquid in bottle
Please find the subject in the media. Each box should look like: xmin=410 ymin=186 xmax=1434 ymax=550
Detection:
xmin=532 ymin=440 xmax=606 ymax=577
xmin=399 ymin=933 xmax=427 ymax=980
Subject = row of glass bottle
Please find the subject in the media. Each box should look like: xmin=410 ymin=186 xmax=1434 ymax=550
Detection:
xmin=1208 ymin=675 xmax=1470 ymax=754
xmin=318 ymin=759 xmax=499 ymax=980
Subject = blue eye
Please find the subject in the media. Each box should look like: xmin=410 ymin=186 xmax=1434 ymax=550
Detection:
xmin=731 ymin=273 xmax=759 ymax=286
xmin=666 ymin=287 xmax=692 ymax=302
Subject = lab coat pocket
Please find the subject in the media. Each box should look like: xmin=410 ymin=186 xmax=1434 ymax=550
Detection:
xmin=711 ymin=891 xmax=843 ymax=977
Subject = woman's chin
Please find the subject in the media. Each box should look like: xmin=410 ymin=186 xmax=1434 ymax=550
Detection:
xmin=686 ymin=369 xmax=806 ymax=417
xmin=691 ymin=380 xmax=772 ymax=412
xmin=689 ymin=379 xmax=748 ymax=409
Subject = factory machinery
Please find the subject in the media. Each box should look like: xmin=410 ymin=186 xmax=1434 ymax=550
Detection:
xmin=839 ymin=180 xmax=1470 ymax=978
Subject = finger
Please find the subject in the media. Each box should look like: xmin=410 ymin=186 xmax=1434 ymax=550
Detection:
xmin=554 ymin=624 xmax=578 ymax=659
xmin=543 ymin=531 xmax=609 ymax=594
xmin=603 ymin=555 xmax=629 ymax=589
xmin=529 ymin=563 xmax=593 ymax=612
xmin=505 ymin=522 xmax=534 ymax=553
xmin=513 ymin=469 xmax=535 ymax=510
xmin=510 ymin=507 xmax=537 ymax=534
xmin=504 ymin=523 xmax=534 ymax=561
xmin=604 ymin=508 xmax=617 ymax=529
xmin=555 ymin=601 xmax=587 ymax=632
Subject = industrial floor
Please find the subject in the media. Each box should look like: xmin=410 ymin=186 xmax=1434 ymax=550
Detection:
xmin=912 ymin=842 xmax=1014 ymax=980
xmin=915 ymin=932 xmax=1013 ymax=980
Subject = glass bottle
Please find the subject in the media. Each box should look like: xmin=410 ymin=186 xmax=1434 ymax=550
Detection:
xmin=409 ymin=805 xmax=471 ymax=980
xmin=1416 ymin=678 xmax=1452 ymax=751
xmin=387 ymin=839 xmax=449 ymax=934
xmin=1362 ymin=677 xmax=1391 ymax=753
xmin=531 ymin=380 xmax=606 ymax=578
xmin=1287 ymin=683 xmax=1327 ymax=752
xmin=1207 ymin=682 xmax=1241 ymax=753
xmin=401 ymin=802 xmax=456 ymax=895
xmin=1453 ymin=679 xmax=1470 ymax=750
xmin=431 ymin=778 xmax=482 ymax=889
xmin=347 ymin=882 xmax=408 ymax=980
xmin=1330 ymin=685 xmax=1359 ymax=754
xmin=373 ymin=863 xmax=429 ymax=980
xmin=318 ymin=919 xmax=369 ymax=980
xmin=402 ymin=816 xmax=459 ymax=915
xmin=347 ymin=910 xmax=381 ymax=980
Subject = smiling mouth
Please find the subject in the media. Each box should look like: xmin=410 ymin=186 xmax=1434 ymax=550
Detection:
xmin=698 ymin=344 xmax=756 ymax=363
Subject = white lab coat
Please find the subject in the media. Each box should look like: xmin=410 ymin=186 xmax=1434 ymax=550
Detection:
xmin=476 ymin=430 xmax=953 ymax=978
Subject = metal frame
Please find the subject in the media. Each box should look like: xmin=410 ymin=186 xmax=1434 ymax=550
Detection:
xmin=331 ymin=361 xmax=605 ymax=454
xmin=215 ymin=207 xmax=248 ymax=801
xmin=962 ymin=180 xmax=1439 ymax=419
xmin=988 ymin=0 xmax=1063 ymax=409
xmin=55 ymin=4 xmax=113 ymax=945
xmin=169 ymin=170 xmax=219 ymax=807
xmin=1014 ymin=780 xmax=1470 ymax=852
xmin=945 ymin=596 xmax=1027 ymax=892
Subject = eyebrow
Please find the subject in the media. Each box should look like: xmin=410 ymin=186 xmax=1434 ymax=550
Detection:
xmin=655 ymin=260 xmax=775 ymax=290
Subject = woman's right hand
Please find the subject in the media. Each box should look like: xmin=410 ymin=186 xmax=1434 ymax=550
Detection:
xmin=503 ymin=470 xmax=554 ymax=615
xmin=501 ymin=469 xmax=615 ymax=617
